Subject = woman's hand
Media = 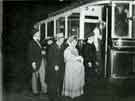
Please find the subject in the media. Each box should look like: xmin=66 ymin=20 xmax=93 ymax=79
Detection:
xmin=76 ymin=56 xmax=83 ymax=63
xmin=80 ymin=56 xmax=84 ymax=63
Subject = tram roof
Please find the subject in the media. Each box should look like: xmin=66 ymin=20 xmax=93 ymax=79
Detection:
xmin=48 ymin=0 xmax=133 ymax=18
xmin=35 ymin=0 xmax=133 ymax=25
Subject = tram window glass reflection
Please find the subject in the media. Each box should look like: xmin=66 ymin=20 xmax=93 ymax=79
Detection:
xmin=84 ymin=23 xmax=96 ymax=39
xmin=47 ymin=21 xmax=54 ymax=37
xmin=114 ymin=4 xmax=129 ymax=37
xmin=132 ymin=5 xmax=135 ymax=38
xmin=68 ymin=13 xmax=80 ymax=37
xmin=56 ymin=17 xmax=65 ymax=35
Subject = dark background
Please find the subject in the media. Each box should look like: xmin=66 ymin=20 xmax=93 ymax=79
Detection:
xmin=3 ymin=0 xmax=78 ymax=91
xmin=3 ymin=1 xmax=135 ymax=100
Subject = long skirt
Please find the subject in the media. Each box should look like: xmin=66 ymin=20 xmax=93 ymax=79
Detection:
xmin=39 ymin=57 xmax=47 ymax=93
xmin=62 ymin=61 xmax=85 ymax=98
xmin=32 ymin=57 xmax=47 ymax=93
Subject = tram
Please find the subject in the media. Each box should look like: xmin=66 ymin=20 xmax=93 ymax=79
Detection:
xmin=34 ymin=0 xmax=135 ymax=79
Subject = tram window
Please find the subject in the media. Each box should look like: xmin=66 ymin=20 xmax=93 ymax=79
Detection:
xmin=68 ymin=13 xmax=80 ymax=37
xmin=84 ymin=23 xmax=96 ymax=39
xmin=114 ymin=4 xmax=129 ymax=38
xmin=132 ymin=5 xmax=135 ymax=38
xmin=40 ymin=23 xmax=45 ymax=40
xmin=56 ymin=17 xmax=65 ymax=35
xmin=47 ymin=21 xmax=54 ymax=37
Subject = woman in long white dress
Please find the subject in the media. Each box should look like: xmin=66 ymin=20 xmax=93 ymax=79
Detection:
xmin=62 ymin=35 xmax=85 ymax=98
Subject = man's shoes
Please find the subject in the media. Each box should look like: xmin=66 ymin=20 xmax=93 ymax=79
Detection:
xmin=26 ymin=92 xmax=40 ymax=97
xmin=49 ymin=98 xmax=55 ymax=101
xmin=33 ymin=93 xmax=40 ymax=96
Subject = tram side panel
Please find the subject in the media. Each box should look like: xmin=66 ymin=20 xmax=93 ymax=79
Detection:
xmin=109 ymin=3 xmax=135 ymax=79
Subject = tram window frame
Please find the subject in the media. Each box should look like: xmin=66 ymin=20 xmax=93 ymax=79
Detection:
xmin=112 ymin=3 xmax=130 ymax=38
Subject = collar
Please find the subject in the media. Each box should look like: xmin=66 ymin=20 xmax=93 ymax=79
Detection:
xmin=34 ymin=39 xmax=41 ymax=48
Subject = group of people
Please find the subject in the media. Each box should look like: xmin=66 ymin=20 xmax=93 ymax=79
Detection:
xmin=28 ymin=22 xmax=105 ymax=101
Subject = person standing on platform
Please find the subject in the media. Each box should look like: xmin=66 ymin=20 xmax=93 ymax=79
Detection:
xmin=29 ymin=28 xmax=47 ymax=95
xmin=92 ymin=21 xmax=105 ymax=75
xmin=46 ymin=33 xmax=65 ymax=101
xmin=62 ymin=35 xmax=85 ymax=99
xmin=82 ymin=34 xmax=97 ymax=82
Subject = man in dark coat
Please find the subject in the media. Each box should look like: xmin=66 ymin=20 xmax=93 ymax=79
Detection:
xmin=46 ymin=33 xmax=65 ymax=101
xmin=82 ymin=34 xmax=97 ymax=82
xmin=29 ymin=30 xmax=47 ymax=95
xmin=29 ymin=31 xmax=42 ymax=73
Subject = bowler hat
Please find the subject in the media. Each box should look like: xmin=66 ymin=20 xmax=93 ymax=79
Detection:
xmin=86 ymin=32 xmax=94 ymax=38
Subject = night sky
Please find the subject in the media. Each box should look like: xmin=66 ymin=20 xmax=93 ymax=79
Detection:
xmin=3 ymin=0 xmax=75 ymax=90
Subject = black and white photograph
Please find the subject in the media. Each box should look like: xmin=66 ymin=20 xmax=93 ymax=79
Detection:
xmin=2 ymin=0 xmax=135 ymax=101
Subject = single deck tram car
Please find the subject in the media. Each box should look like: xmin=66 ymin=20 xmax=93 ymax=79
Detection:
xmin=34 ymin=0 xmax=135 ymax=79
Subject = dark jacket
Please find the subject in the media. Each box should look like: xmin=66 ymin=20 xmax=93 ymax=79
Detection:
xmin=46 ymin=43 xmax=65 ymax=83
xmin=82 ymin=42 xmax=96 ymax=68
xmin=45 ymin=43 xmax=65 ymax=97
xmin=29 ymin=39 xmax=42 ymax=72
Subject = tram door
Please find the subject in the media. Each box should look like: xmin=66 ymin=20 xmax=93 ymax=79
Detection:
xmin=82 ymin=5 xmax=106 ymax=76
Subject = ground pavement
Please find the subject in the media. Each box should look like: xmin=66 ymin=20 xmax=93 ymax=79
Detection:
xmin=3 ymin=78 xmax=135 ymax=101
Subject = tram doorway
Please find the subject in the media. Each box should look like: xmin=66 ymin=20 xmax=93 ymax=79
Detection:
xmin=82 ymin=5 xmax=107 ymax=76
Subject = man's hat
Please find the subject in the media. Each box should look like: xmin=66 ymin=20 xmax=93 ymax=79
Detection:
xmin=86 ymin=32 xmax=94 ymax=38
